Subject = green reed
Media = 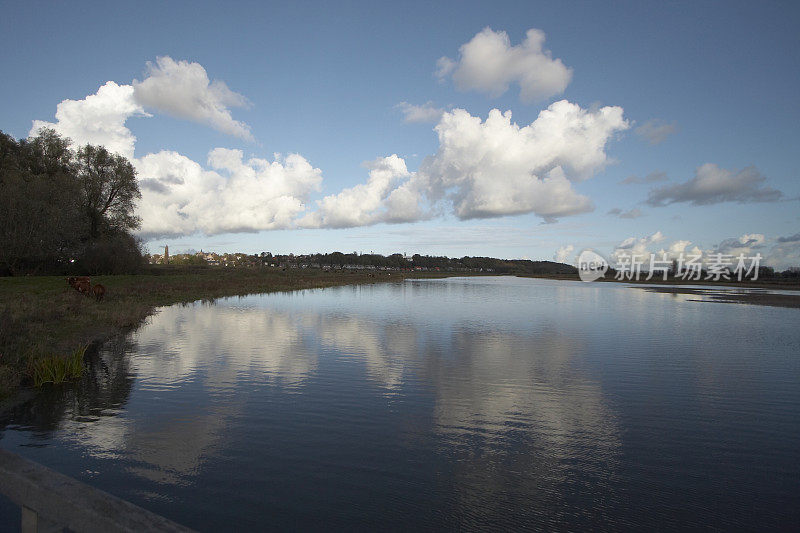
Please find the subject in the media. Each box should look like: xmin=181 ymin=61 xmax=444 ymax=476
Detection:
xmin=29 ymin=344 xmax=87 ymax=387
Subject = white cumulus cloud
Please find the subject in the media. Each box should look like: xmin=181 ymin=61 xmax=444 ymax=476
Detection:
xmin=30 ymin=81 xmax=148 ymax=159
xmin=419 ymin=100 xmax=628 ymax=221
xmin=554 ymin=245 xmax=574 ymax=264
xmin=298 ymin=100 xmax=628 ymax=228
xmin=136 ymin=148 xmax=322 ymax=238
xmin=610 ymin=231 xmax=666 ymax=264
xmin=30 ymin=61 xmax=326 ymax=239
xmin=607 ymin=232 xmax=798 ymax=270
xmin=662 ymin=239 xmax=696 ymax=260
xmin=29 ymin=60 xmax=631 ymax=236
xmin=299 ymin=100 xmax=628 ymax=229
xmin=436 ymin=27 xmax=572 ymax=102
xmin=297 ymin=155 xmax=424 ymax=229
xmin=133 ymin=56 xmax=253 ymax=140
xmin=598 ymin=232 xmax=798 ymax=272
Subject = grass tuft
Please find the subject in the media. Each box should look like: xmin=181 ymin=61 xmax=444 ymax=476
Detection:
xmin=28 ymin=344 xmax=87 ymax=387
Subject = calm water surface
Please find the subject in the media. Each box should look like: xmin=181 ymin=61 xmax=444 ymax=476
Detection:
xmin=1 ymin=277 xmax=799 ymax=530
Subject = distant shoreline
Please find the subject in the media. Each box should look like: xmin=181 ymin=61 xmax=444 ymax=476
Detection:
xmin=514 ymin=272 xmax=800 ymax=308
xmin=516 ymin=272 xmax=800 ymax=291
xmin=631 ymin=285 xmax=800 ymax=309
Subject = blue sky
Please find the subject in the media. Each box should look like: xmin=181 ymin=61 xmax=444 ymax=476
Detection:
xmin=2 ymin=1 xmax=799 ymax=267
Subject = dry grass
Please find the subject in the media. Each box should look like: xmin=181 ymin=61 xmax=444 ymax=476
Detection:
xmin=0 ymin=266 xmax=449 ymax=396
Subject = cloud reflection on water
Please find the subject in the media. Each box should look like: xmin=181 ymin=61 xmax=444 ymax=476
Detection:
xmin=93 ymin=288 xmax=618 ymax=497
xmin=5 ymin=279 xmax=621 ymax=525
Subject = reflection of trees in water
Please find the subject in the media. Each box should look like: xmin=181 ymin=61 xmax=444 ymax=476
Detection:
xmin=0 ymin=334 xmax=136 ymax=438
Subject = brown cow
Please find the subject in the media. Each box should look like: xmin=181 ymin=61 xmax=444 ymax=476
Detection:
xmin=67 ymin=276 xmax=91 ymax=289
xmin=73 ymin=280 xmax=91 ymax=295
xmin=92 ymin=283 xmax=106 ymax=302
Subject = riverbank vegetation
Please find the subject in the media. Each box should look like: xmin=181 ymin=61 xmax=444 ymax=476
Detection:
xmin=0 ymin=267 xmax=452 ymax=397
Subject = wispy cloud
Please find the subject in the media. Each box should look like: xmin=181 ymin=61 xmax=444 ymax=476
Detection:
xmin=396 ymin=101 xmax=444 ymax=123
xmin=635 ymin=119 xmax=677 ymax=145
xmin=777 ymin=232 xmax=800 ymax=243
xmin=619 ymin=171 xmax=667 ymax=185
xmin=647 ymin=163 xmax=782 ymax=206
xmin=607 ymin=207 xmax=643 ymax=219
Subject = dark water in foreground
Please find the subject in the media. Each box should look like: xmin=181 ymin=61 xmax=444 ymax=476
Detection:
xmin=1 ymin=277 xmax=799 ymax=530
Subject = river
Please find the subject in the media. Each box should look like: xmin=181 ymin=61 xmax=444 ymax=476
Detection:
xmin=1 ymin=277 xmax=798 ymax=530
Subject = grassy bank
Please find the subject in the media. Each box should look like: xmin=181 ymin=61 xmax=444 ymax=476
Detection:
xmin=0 ymin=267 xmax=449 ymax=397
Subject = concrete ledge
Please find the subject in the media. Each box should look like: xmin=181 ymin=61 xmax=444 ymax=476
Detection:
xmin=0 ymin=448 xmax=194 ymax=532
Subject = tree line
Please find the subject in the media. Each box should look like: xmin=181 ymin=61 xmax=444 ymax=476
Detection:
xmin=248 ymin=251 xmax=578 ymax=275
xmin=0 ymin=129 xmax=144 ymax=275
